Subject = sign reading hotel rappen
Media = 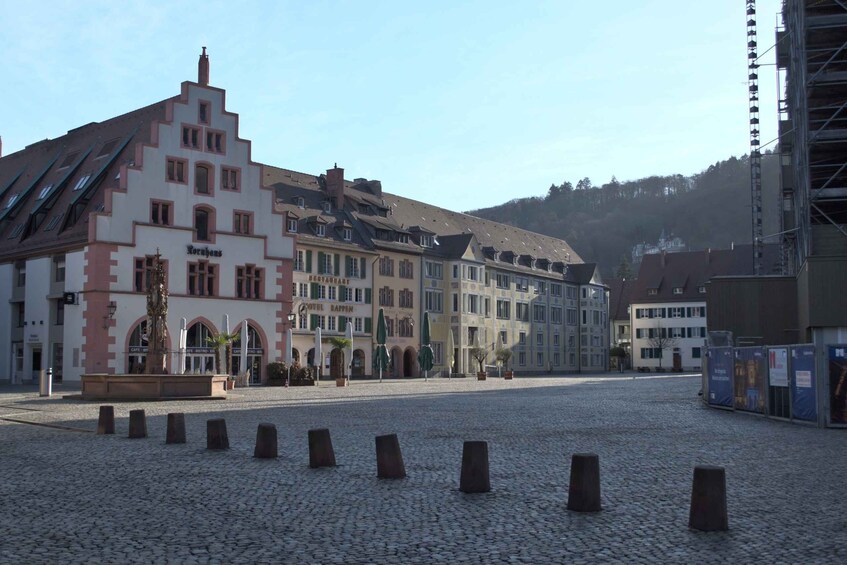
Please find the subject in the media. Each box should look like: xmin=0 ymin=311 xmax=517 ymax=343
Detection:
xmin=303 ymin=275 xmax=355 ymax=312
xmin=304 ymin=303 xmax=356 ymax=313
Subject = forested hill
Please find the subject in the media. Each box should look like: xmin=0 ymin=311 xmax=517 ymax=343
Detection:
xmin=467 ymin=153 xmax=780 ymax=278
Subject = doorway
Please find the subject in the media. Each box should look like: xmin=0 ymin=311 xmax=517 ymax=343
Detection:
xmin=31 ymin=347 xmax=42 ymax=382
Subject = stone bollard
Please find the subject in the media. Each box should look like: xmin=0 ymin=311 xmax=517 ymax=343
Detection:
xmin=308 ymin=428 xmax=336 ymax=468
xmin=254 ymin=423 xmax=278 ymax=459
xmin=689 ymin=465 xmax=728 ymax=531
xmin=128 ymin=409 xmax=147 ymax=439
xmin=459 ymin=441 xmax=490 ymax=493
xmin=207 ymin=418 xmax=229 ymax=450
xmin=567 ymin=453 xmax=602 ymax=512
xmin=166 ymin=413 xmax=187 ymax=444
xmin=97 ymin=405 xmax=115 ymax=435
xmin=375 ymin=433 xmax=406 ymax=479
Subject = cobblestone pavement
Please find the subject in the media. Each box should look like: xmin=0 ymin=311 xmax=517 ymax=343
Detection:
xmin=1 ymin=374 xmax=845 ymax=564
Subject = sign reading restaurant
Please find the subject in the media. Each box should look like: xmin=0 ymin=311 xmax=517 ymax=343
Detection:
xmin=186 ymin=245 xmax=223 ymax=258
xmin=308 ymin=274 xmax=350 ymax=286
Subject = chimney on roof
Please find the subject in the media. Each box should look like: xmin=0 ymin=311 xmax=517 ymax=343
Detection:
xmin=706 ymin=248 xmax=712 ymax=263
xmin=660 ymin=250 xmax=666 ymax=268
xmin=326 ymin=164 xmax=345 ymax=206
xmin=198 ymin=47 xmax=210 ymax=86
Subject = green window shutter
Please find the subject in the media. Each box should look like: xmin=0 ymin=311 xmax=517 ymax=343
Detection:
xmin=339 ymin=285 xmax=347 ymax=302
xmin=339 ymin=316 xmax=347 ymax=332
xmin=310 ymin=283 xmax=319 ymax=299
xmin=310 ymin=314 xmax=318 ymax=330
xmin=364 ymin=317 xmax=372 ymax=333
xmin=360 ymin=257 xmax=366 ymax=279
xmin=317 ymin=252 xmax=326 ymax=274
xmin=334 ymin=254 xmax=340 ymax=276
xmin=306 ymin=250 xmax=313 ymax=273
xmin=365 ymin=288 xmax=372 ymax=304
xmin=345 ymin=256 xmax=351 ymax=277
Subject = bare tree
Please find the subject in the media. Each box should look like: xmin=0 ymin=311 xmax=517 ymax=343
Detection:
xmin=647 ymin=323 xmax=678 ymax=369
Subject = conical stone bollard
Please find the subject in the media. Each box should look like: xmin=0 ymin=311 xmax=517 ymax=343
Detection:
xmin=689 ymin=465 xmax=728 ymax=531
xmin=97 ymin=405 xmax=115 ymax=435
xmin=166 ymin=413 xmax=186 ymax=444
xmin=375 ymin=433 xmax=406 ymax=479
xmin=207 ymin=418 xmax=229 ymax=450
xmin=128 ymin=409 xmax=147 ymax=439
xmin=459 ymin=441 xmax=490 ymax=493
xmin=308 ymin=428 xmax=336 ymax=468
xmin=567 ymin=453 xmax=602 ymax=512
xmin=254 ymin=423 xmax=278 ymax=459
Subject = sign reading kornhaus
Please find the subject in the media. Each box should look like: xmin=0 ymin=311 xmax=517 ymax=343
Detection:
xmin=186 ymin=245 xmax=223 ymax=258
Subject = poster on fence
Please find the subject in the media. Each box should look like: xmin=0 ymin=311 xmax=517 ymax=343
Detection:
xmin=828 ymin=346 xmax=847 ymax=425
xmin=791 ymin=345 xmax=817 ymax=422
xmin=769 ymin=348 xmax=789 ymax=387
xmin=734 ymin=347 xmax=766 ymax=413
xmin=707 ymin=347 xmax=733 ymax=408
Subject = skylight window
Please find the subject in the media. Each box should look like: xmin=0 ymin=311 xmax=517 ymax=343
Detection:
xmin=37 ymin=185 xmax=53 ymax=200
xmin=73 ymin=175 xmax=91 ymax=191
xmin=58 ymin=152 xmax=79 ymax=169
xmin=96 ymin=139 xmax=119 ymax=158
xmin=5 ymin=194 xmax=19 ymax=209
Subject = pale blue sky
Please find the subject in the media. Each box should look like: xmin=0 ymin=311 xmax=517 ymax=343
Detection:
xmin=0 ymin=0 xmax=782 ymax=212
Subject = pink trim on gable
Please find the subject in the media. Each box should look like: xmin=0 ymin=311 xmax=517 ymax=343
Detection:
xmin=82 ymin=243 xmax=119 ymax=374
xmin=275 ymin=259 xmax=294 ymax=361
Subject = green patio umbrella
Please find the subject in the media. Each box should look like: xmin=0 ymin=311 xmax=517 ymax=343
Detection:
xmin=418 ymin=311 xmax=434 ymax=381
xmin=373 ymin=308 xmax=389 ymax=382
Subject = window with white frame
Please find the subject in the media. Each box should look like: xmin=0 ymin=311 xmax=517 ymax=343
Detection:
xmin=316 ymin=223 xmax=326 ymax=237
xmin=425 ymin=261 xmax=443 ymax=279
xmin=354 ymin=318 xmax=364 ymax=332
xmin=299 ymin=283 xmax=309 ymax=298
xmin=343 ymin=228 xmax=352 ymax=241
xmin=355 ymin=288 xmax=364 ymax=303
xmin=294 ymin=250 xmax=305 ymax=271
xmin=495 ymin=272 xmax=510 ymax=289
xmin=287 ymin=218 xmax=298 ymax=232
xmin=465 ymin=265 xmax=479 ymax=281
xmin=499 ymin=330 xmax=508 ymax=345
xmin=425 ymin=289 xmax=443 ymax=313
xmin=344 ymin=287 xmax=353 ymax=302
xmin=466 ymin=294 xmax=479 ymax=314
xmin=328 ymin=286 xmax=337 ymax=301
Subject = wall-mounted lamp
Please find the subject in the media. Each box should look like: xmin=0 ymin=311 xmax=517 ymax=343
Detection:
xmin=103 ymin=301 xmax=117 ymax=329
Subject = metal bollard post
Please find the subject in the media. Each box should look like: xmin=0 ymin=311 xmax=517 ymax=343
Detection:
xmin=39 ymin=368 xmax=53 ymax=397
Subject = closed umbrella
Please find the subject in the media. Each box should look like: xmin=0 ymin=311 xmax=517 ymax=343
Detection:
xmin=447 ymin=327 xmax=454 ymax=378
xmin=418 ymin=311 xmax=434 ymax=381
xmin=373 ymin=308 xmax=389 ymax=382
xmin=285 ymin=327 xmax=293 ymax=387
xmin=239 ymin=319 xmax=249 ymax=384
xmin=315 ymin=326 xmax=322 ymax=383
xmin=345 ymin=320 xmax=354 ymax=381
xmin=178 ymin=317 xmax=187 ymax=374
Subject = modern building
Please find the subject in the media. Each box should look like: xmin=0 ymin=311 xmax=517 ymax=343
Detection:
xmin=630 ymin=245 xmax=780 ymax=371
xmin=0 ymin=51 xmax=294 ymax=383
xmin=775 ymin=0 xmax=847 ymax=346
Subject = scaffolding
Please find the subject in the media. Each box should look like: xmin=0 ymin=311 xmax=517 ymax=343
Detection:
xmin=748 ymin=1 xmax=764 ymax=275
xmin=778 ymin=0 xmax=847 ymax=269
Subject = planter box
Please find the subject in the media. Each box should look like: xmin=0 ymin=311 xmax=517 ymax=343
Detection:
xmin=335 ymin=377 xmax=348 ymax=387
xmin=477 ymin=372 xmax=487 ymax=381
xmin=503 ymin=371 xmax=514 ymax=380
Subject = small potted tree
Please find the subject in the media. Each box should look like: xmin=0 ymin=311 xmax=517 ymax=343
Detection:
xmin=328 ymin=336 xmax=352 ymax=387
xmin=470 ymin=345 xmax=488 ymax=380
xmin=208 ymin=331 xmax=239 ymax=389
xmin=496 ymin=348 xmax=514 ymax=379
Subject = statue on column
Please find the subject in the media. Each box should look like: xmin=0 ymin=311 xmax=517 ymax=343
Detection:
xmin=145 ymin=251 xmax=168 ymax=374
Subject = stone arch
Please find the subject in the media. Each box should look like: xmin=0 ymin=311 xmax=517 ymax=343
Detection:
xmin=403 ymin=346 xmax=418 ymax=378
xmin=390 ymin=346 xmax=403 ymax=378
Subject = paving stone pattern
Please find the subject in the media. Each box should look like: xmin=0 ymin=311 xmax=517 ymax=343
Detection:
xmin=0 ymin=375 xmax=845 ymax=563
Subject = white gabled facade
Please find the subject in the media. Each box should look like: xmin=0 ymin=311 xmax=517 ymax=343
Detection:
xmin=630 ymin=301 xmax=707 ymax=371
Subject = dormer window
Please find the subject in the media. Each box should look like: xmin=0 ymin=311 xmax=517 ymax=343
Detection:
xmin=648 ymin=288 xmax=658 ymax=296
xmin=322 ymin=201 xmax=332 ymax=213
xmin=673 ymin=287 xmax=683 ymax=295
xmin=287 ymin=218 xmax=298 ymax=233
xmin=343 ymin=227 xmax=352 ymax=241
xmin=420 ymin=235 xmax=433 ymax=248
xmin=358 ymin=203 xmax=369 ymax=214
xmin=316 ymin=224 xmax=326 ymax=237
xmin=73 ymin=175 xmax=91 ymax=191
xmin=296 ymin=197 xmax=305 ymax=208
xmin=398 ymin=234 xmax=409 ymax=244
xmin=698 ymin=286 xmax=706 ymax=294
xmin=37 ymin=185 xmax=53 ymax=200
